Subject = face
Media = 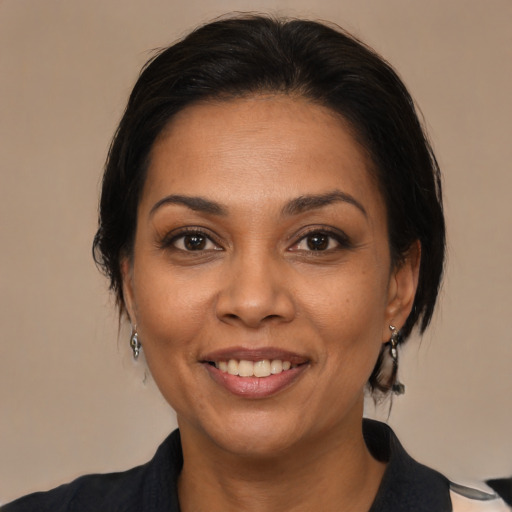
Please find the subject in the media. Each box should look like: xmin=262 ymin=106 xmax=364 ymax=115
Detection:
xmin=122 ymin=95 xmax=417 ymax=458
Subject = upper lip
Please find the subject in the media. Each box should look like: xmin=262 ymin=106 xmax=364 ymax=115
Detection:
xmin=201 ymin=347 xmax=309 ymax=365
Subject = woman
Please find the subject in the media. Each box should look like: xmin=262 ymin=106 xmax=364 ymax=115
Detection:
xmin=3 ymin=15 xmax=507 ymax=512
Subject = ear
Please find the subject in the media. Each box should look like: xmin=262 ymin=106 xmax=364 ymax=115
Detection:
xmin=382 ymin=241 xmax=421 ymax=342
xmin=120 ymin=256 xmax=137 ymax=326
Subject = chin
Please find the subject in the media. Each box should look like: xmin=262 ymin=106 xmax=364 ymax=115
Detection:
xmin=186 ymin=409 xmax=309 ymax=460
xmin=219 ymin=426 xmax=302 ymax=459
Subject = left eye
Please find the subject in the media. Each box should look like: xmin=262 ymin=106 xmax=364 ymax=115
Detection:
xmin=172 ymin=233 xmax=219 ymax=251
xmin=292 ymin=232 xmax=343 ymax=251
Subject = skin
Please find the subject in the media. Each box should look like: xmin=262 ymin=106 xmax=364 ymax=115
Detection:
xmin=122 ymin=95 xmax=420 ymax=512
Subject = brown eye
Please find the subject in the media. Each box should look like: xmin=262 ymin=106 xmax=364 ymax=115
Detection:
xmin=306 ymin=233 xmax=329 ymax=251
xmin=289 ymin=229 xmax=350 ymax=253
xmin=183 ymin=234 xmax=207 ymax=250
xmin=168 ymin=231 xmax=220 ymax=252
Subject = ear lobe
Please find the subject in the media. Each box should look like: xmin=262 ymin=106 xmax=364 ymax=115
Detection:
xmin=120 ymin=257 xmax=136 ymax=325
xmin=383 ymin=241 xmax=421 ymax=341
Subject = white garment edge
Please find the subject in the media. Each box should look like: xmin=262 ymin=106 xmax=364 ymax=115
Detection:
xmin=450 ymin=482 xmax=510 ymax=512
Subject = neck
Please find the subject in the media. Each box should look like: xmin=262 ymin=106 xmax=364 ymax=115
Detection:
xmin=177 ymin=415 xmax=386 ymax=512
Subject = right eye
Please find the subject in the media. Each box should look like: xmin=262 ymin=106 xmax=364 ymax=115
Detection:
xmin=167 ymin=230 xmax=221 ymax=252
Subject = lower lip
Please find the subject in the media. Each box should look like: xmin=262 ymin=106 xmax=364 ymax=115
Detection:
xmin=203 ymin=364 xmax=308 ymax=399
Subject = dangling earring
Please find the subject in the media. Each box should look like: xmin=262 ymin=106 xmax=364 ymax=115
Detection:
xmin=130 ymin=326 xmax=142 ymax=360
xmin=388 ymin=325 xmax=405 ymax=395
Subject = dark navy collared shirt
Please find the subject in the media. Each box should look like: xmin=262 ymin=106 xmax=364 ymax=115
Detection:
xmin=3 ymin=420 xmax=454 ymax=511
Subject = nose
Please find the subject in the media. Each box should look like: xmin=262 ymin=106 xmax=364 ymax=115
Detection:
xmin=215 ymin=251 xmax=296 ymax=329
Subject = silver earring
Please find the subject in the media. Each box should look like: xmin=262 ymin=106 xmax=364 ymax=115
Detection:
xmin=130 ymin=326 xmax=142 ymax=360
xmin=389 ymin=325 xmax=405 ymax=395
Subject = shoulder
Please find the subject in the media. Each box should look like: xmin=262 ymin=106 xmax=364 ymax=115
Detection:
xmin=1 ymin=429 xmax=183 ymax=512
xmin=1 ymin=465 xmax=148 ymax=512
xmin=364 ymin=419 xmax=452 ymax=511
xmin=364 ymin=420 xmax=510 ymax=512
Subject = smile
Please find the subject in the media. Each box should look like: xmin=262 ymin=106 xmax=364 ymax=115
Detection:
xmin=201 ymin=348 xmax=309 ymax=398
xmin=210 ymin=359 xmax=297 ymax=377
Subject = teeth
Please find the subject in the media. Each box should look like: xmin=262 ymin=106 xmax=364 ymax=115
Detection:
xmin=270 ymin=359 xmax=282 ymax=374
xmin=238 ymin=360 xmax=254 ymax=377
xmin=215 ymin=359 xmax=296 ymax=377
xmin=254 ymin=360 xmax=271 ymax=377
xmin=227 ymin=359 xmax=239 ymax=376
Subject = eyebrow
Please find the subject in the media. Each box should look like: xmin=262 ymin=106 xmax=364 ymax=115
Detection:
xmin=150 ymin=195 xmax=227 ymax=217
xmin=281 ymin=190 xmax=367 ymax=217
xmin=149 ymin=190 xmax=367 ymax=218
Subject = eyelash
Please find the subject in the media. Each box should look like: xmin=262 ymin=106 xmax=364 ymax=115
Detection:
xmin=160 ymin=226 xmax=351 ymax=254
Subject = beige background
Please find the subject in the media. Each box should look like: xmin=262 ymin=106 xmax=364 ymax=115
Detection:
xmin=1 ymin=0 xmax=511 ymax=503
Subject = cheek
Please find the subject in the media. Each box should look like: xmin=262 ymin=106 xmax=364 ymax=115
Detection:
xmin=302 ymin=268 xmax=389 ymax=384
xmin=131 ymin=259 xmax=215 ymax=351
xmin=304 ymin=269 xmax=388 ymax=338
xmin=130 ymin=265 xmax=215 ymax=411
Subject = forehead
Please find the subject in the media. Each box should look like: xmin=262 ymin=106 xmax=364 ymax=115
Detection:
xmin=143 ymin=95 xmax=384 ymax=217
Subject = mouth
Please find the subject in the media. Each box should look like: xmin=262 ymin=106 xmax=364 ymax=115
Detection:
xmin=200 ymin=348 xmax=310 ymax=398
